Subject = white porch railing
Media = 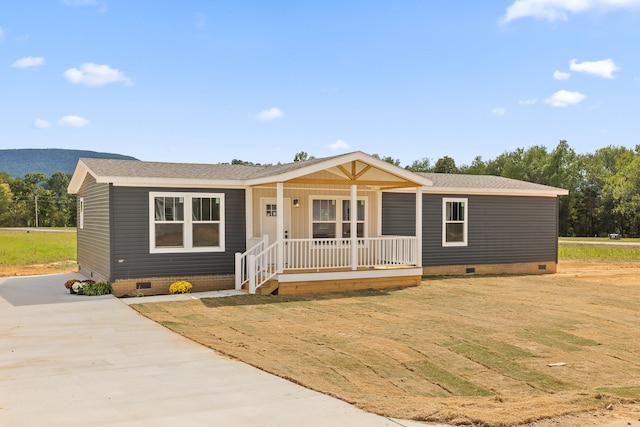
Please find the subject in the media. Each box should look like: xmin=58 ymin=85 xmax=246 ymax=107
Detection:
xmin=236 ymin=236 xmax=417 ymax=293
xmin=285 ymin=236 xmax=417 ymax=270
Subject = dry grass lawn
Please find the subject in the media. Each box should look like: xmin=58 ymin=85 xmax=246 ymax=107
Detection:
xmin=133 ymin=262 xmax=640 ymax=426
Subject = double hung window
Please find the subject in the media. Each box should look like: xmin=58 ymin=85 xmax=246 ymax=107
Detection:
xmin=341 ymin=199 xmax=365 ymax=238
xmin=150 ymin=192 xmax=224 ymax=253
xmin=311 ymin=198 xmax=366 ymax=239
xmin=442 ymin=198 xmax=467 ymax=246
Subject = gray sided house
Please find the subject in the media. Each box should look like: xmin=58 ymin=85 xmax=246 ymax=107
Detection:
xmin=68 ymin=151 xmax=568 ymax=297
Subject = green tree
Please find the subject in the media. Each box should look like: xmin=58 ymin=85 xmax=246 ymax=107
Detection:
xmin=293 ymin=151 xmax=315 ymax=162
xmin=459 ymin=156 xmax=487 ymax=175
xmin=8 ymin=173 xmax=47 ymax=227
xmin=433 ymin=156 xmax=458 ymax=174
xmin=46 ymin=171 xmax=76 ymax=227
xmin=405 ymin=157 xmax=432 ymax=172
xmin=0 ymin=182 xmax=12 ymax=224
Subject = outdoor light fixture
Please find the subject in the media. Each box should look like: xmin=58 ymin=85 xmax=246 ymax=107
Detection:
xmin=293 ymin=198 xmax=300 ymax=208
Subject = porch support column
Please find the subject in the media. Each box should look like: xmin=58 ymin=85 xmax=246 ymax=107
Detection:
xmin=415 ymin=186 xmax=423 ymax=268
xmin=350 ymin=184 xmax=358 ymax=271
xmin=245 ymin=187 xmax=253 ymax=247
xmin=276 ymin=182 xmax=284 ymax=273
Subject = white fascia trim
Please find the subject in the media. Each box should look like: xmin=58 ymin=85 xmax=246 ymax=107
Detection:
xmin=277 ymin=267 xmax=423 ymax=283
xmin=68 ymin=160 xmax=98 ymax=194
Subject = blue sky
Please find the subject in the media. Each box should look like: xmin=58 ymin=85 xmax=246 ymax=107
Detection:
xmin=2 ymin=1 xmax=640 ymax=167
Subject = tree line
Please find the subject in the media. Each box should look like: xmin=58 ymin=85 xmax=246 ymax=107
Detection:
xmin=0 ymin=171 xmax=76 ymax=227
xmin=1 ymin=140 xmax=638 ymax=236
xmin=399 ymin=140 xmax=638 ymax=237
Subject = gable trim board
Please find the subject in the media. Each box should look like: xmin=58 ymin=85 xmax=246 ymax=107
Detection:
xmin=69 ymin=151 xmax=568 ymax=296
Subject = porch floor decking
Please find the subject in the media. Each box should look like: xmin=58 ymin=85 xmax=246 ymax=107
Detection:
xmin=247 ymin=266 xmax=423 ymax=296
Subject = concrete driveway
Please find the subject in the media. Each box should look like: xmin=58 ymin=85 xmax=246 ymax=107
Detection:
xmin=0 ymin=273 xmax=435 ymax=427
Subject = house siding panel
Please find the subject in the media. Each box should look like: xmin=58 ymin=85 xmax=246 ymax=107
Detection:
xmin=382 ymin=192 xmax=558 ymax=266
xmin=381 ymin=192 xmax=416 ymax=236
xmin=423 ymin=194 xmax=558 ymax=266
xmin=76 ymin=175 xmax=111 ymax=282
xmin=111 ymin=187 xmax=246 ymax=280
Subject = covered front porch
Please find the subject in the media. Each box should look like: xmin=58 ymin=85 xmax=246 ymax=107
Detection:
xmin=234 ymin=152 xmax=431 ymax=295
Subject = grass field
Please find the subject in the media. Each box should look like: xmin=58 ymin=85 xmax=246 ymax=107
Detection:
xmin=133 ymin=253 xmax=640 ymax=426
xmin=0 ymin=228 xmax=76 ymax=266
xmin=559 ymin=239 xmax=640 ymax=263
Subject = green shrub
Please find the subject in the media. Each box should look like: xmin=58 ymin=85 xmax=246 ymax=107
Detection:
xmin=81 ymin=281 xmax=112 ymax=296
xmin=169 ymin=280 xmax=192 ymax=294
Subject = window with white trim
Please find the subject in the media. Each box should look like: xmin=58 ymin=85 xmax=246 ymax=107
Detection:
xmin=312 ymin=199 xmax=337 ymax=238
xmin=442 ymin=198 xmax=467 ymax=246
xmin=79 ymin=197 xmax=84 ymax=229
xmin=150 ymin=192 xmax=224 ymax=253
xmin=311 ymin=198 xmax=366 ymax=239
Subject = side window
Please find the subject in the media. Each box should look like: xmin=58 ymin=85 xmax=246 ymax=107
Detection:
xmin=442 ymin=198 xmax=467 ymax=246
xmin=79 ymin=197 xmax=84 ymax=229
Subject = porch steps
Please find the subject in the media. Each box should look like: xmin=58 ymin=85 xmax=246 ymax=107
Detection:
xmin=255 ymin=279 xmax=279 ymax=295
xmin=240 ymin=279 xmax=280 ymax=295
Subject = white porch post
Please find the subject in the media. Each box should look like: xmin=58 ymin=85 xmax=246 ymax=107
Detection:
xmin=415 ymin=186 xmax=423 ymax=268
xmin=245 ymin=187 xmax=253 ymax=246
xmin=351 ymin=184 xmax=358 ymax=271
xmin=276 ymin=182 xmax=284 ymax=273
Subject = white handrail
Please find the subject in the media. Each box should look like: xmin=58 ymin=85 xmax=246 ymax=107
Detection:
xmin=235 ymin=235 xmax=268 ymax=290
xmin=249 ymin=241 xmax=279 ymax=293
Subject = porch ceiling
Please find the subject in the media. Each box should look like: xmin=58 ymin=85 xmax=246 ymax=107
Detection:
xmin=283 ymin=160 xmax=421 ymax=189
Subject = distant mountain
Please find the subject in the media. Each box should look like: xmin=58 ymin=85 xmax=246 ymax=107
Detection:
xmin=0 ymin=149 xmax=138 ymax=178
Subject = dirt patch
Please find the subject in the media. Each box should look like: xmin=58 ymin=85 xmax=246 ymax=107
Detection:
xmin=557 ymin=260 xmax=640 ymax=286
xmin=134 ymin=261 xmax=640 ymax=426
xmin=0 ymin=261 xmax=77 ymax=277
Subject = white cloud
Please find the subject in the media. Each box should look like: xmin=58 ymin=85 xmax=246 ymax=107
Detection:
xmin=327 ymin=139 xmax=349 ymax=151
xmin=553 ymin=70 xmax=571 ymax=80
xmin=501 ymin=0 xmax=640 ymax=23
xmin=518 ymin=98 xmax=537 ymax=105
xmin=63 ymin=63 xmax=133 ymax=87
xmin=491 ymin=107 xmax=507 ymax=116
xmin=544 ymin=90 xmax=587 ymax=107
xmin=58 ymin=115 xmax=90 ymax=127
xmin=33 ymin=119 xmax=50 ymax=129
xmin=11 ymin=56 xmax=45 ymax=69
xmin=570 ymin=58 xmax=620 ymax=78
xmin=253 ymin=107 xmax=283 ymax=121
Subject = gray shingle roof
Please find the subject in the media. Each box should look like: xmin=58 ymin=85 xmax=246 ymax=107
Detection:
xmin=78 ymin=154 xmax=346 ymax=181
xmin=79 ymin=158 xmax=269 ymax=180
xmin=417 ymin=172 xmax=566 ymax=192
xmin=72 ymin=155 xmax=567 ymax=196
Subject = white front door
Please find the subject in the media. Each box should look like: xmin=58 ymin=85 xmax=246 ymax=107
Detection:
xmin=261 ymin=198 xmax=291 ymax=245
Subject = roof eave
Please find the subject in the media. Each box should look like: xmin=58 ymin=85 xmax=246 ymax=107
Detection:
xmin=67 ymin=160 xmax=94 ymax=194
